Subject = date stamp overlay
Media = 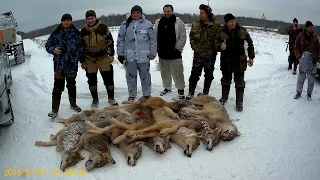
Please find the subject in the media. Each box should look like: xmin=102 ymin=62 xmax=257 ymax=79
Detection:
xmin=4 ymin=168 xmax=88 ymax=177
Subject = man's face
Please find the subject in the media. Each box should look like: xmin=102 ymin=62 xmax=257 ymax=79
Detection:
xmin=163 ymin=7 xmax=173 ymax=18
xmin=132 ymin=11 xmax=142 ymax=20
xmin=61 ymin=20 xmax=72 ymax=28
xmin=227 ymin=19 xmax=236 ymax=30
xmin=200 ymin=9 xmax=208 ymax=21
xmin=306 ymin=26 xmax=314 ymax=33
xmin=86 ymin=16 xmax=96 ymax=26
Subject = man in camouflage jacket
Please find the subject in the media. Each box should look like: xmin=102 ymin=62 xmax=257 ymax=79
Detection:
xmin=186 ymin=4 xmax=221 ymax=99
xmin=81 ymin=10 xmax=118 ymax=107
xmin=287 ymin=18 xmax=303 ymax=74
xmin=45 ymin=13 xmax=83 ymax=118
xmin=214 ymin=13 xmax=255 ymax=111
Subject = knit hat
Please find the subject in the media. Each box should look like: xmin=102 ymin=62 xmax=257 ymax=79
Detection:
xmin=131 ymin=5 xmax=143 ymax=14
xmin=293 ymin=18 xmax=298 ymax=23
xmin=306 ymin=21 xmax=313 ymax=28
xmin=61 ymin=13 xmax=72 ymax=21
xmin=85 ymin=10 xmax=96 ymax=19
xmin=199 ymin=4 xmax=213 ymax=18
xmin=224 ymin=13 xmax=235 ymax=23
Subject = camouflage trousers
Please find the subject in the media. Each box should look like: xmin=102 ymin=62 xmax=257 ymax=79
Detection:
xmin=296 ymin=51 xmax=317 ymax=94
xmin=220 ymin=71 xmax=245 ymax=90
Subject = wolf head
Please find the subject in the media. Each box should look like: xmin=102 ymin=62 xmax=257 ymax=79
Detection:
xmin=220 ymin=122 xmax=241 ymax=141
xmin=60 ymin=148 xmax=85 ymax=172
xmin=124 ymin=141 xmax=144 ymax=166
xmin=85 ymin=152 xmax=115 ymax=171
xmin=183 ymin=136 xmax=201 ymax=157
xmin=147 ymin=135 xmax=171 ymax=154
xmin=199 ymin=128 xmax=222 ymax=151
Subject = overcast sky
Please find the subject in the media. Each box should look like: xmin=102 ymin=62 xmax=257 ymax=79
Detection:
xmin=1 ymin=0 xmax=319 ymax=32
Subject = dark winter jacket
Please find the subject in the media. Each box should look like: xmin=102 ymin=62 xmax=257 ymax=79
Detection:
xmin=287 ymin=25 xmax=303 ymax=51
xmin=294 ymin=30 xmax=320 ymax=64
xmin=189 ymin=18 xmax=221 ymax=61
xmin=156 ymin=15 xmax=181 ymax=60
xmin=45 ymin=24 xmax=84 ymax=74
xmin=214 ymin=23 xmax=255 ymax=73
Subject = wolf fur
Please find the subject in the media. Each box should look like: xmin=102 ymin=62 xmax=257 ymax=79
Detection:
xmin=71 ymin=132 xmax=115 ymax=171
xmin=184 ymin=95 xmax=240 ymax=141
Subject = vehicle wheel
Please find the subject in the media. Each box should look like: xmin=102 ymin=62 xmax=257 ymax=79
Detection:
xmin=13 ymin=42 xmax=25 ymax=65
xmin=0 ymin=83 xmax=14 ymax=127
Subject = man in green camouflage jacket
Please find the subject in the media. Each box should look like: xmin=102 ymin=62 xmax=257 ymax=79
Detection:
xmin=186 ymin=4 xmax=221 ymax=99
xmin=214 ymin=13 xmax=255 ymax=111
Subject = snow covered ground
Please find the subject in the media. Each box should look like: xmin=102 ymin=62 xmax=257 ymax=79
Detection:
xmin=1 ymin=26 xmax=320 ymax=180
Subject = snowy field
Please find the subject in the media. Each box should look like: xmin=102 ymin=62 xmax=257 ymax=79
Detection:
xmin=0 ymin=26 xmax=320 ymax=180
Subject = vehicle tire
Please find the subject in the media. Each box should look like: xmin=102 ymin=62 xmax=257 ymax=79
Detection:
xmin=0 ymin=82 xmax=14 ymax=127
xmin=13 ymin=42 xmax=25 ymax=65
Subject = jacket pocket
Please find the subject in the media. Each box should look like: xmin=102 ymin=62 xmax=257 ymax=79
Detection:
xmin=137 ymin=30 xmax=148 ymax=42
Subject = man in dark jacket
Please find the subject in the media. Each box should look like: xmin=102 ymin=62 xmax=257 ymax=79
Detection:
xmin=81 ymin=10 xmax=118 ymax=107
xmin=287 ymin=18 xmax=303 ymax=74
xmin=154 ymin=4 xmax=187 ymax=99
xmin=214 ymin=13 xmax=255 ymax=111
xmin=45 ymin=13 xmax=83 ymax=118
xmin=186 ymin=4 xmax=221 ymax=99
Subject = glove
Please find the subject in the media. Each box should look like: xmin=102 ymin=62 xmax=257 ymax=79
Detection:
xmin=118 ymin=55 xmax=125 ymax=64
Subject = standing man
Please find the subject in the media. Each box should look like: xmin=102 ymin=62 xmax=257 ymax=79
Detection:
xmin=214 ymin=13 xmax=255 ymax=111
xmin=294 ymin=21 xmax=320 ymax=101
xmin=154 ymin=4 xmax=187 ymax=99
xmin=287 ymin=18 xmax=303 ymax=74
xmin=81 ymin=10 xmax=118 ymax=107
xmin=45 ymin=13 xmax=83 ymax=118
xmin=117 ymin=5 xmax=157 ymax=101
xmin=186 ymin=4 xmax=221 ymax=99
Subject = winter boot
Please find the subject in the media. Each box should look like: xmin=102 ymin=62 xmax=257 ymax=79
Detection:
xmin=307 ymin=93 xmax=312 ymax=101
xmin=160 ymin=88 xmax=171 ymax=96
xmin=48 ymin=79 xmax=64 ymax=118
xmin=178 ymin=89 xmax=185 ymax=99
xmin=128 ymin=97 xmax=135 ymax=102
xmin=219 ymin=85 xmax=230 ymax=105
xmin=107 ymin=85 xmax=118 ymax=106
xmin=68 ymin=88 xmax=81 ymax=112
xmin=203 ymin=81 xmax=212 ymax=95
xmin=186 ymin=82 xmax=197 ymax=100
xmin=186 ymin=92 xmax=194 ymax=100
xmin=294 ymin=92 xmax=301 ymax=99
xmin=89 ymin=86 xmax=99 ymax=108
xmin=235 ymin=89 xmax=244 ymax=112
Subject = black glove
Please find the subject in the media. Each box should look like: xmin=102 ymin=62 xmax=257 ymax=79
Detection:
xmin=118 ymin=55 xmax=125 ymax=64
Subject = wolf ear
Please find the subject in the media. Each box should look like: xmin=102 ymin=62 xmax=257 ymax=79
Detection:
xmin=135 ymin=141 xmax=145 ymax=147
xmin=165 ymin=135 xmax=171 ymax=140
xmin=236 ymin=130 xmax=241 ymax=136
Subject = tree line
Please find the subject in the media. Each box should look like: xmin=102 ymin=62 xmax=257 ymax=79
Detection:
xmin=18 ymin=13 xmax=320 ymax=39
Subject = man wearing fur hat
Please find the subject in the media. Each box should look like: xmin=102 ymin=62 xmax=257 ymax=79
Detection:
xmin=117 ymin=5 xmax=157 ymax=101
xmin=214 ymin=13 xmax=255 ymax=111
xmin=186 ymin=4 xmax=221 ymax=99
xmin=154 ymin=4 xmax=187 ymax=99
xmin=45 ymin=13 xmax=83 ymax=118
xmin=81 ymin=10 xmax=118 ymax=107
xmin=287 ymin=18 xmax=303 ymax=74
xmin=294 ymin=21 xmax=320 ymax=101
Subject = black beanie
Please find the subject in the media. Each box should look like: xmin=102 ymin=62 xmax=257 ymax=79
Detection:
xmin=224 ymin=13 xmax=235 ymax=23
xmin=61 ymin=13 xmax=72 ymax=21
xmin=306 ymin=21 xmax=313 ymax=28
xmin=131 ymin=5 xmax=143 ymax=14
xmin=85 ymin=10 xmax=96 ymax=19
xmin=293 ymin=18 xmax=298 ymax=23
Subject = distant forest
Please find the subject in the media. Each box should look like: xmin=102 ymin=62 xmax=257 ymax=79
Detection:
xmin=18 ymin=13 xmax=320 ymax=39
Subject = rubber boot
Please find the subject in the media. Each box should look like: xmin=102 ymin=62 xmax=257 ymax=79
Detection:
xmin=219 ymin=85 xmax=230 ymax=105
xmin=186 ymin=83 xmax=197 ymax=100
xmin=48 ymin=79 xmax=64 ymax=118
xmin=235 ymin=89 xmax=244 ymax=111
xmin=90 ymin=86 xmax=99 ymax=108
xmin=107 ymin=85 xmax=118 ymax=105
